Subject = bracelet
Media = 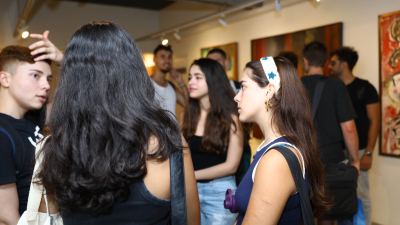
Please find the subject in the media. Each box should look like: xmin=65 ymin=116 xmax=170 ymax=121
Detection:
xmin=179 ymin=83 xmax=186 ymax=89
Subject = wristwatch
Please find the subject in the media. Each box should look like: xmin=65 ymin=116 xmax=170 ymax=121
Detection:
xmin=365 ymin=151 xmax=373 ymax=157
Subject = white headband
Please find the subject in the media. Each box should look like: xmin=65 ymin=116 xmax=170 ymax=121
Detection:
xmin=260 ymin=57 xmax=280 ymax=94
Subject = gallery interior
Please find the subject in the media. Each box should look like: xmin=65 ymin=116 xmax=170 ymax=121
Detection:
xmin=1 ymin=0 xmax=399 ymax=224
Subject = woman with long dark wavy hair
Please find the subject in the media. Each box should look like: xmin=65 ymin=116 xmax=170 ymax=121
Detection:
xmin=181 ymin=58 xmax=246 ymax=225
xmin=233 ymin=57 xmax=331 ymax=224
xmin=36 ymin=22 xmax=200 ymax=224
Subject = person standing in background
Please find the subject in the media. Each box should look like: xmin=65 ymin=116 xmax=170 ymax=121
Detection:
xmin=301 ymin=41 xmax=360 ymax=225
xmin=329 ymin=47 xmax=380 ymax=225
xmin=277 ymin=51 xmax=299 ymax=69
xmin=207 ymin=48 xmax=241 ymax=94
xmin=151 ymin=45 xmax=189 ymax=116
xmin=181 ymin=58 xmax=245 ymax=225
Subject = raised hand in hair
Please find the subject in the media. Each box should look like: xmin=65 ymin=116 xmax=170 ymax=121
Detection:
xmin=29 ymin=30 xmax=64 ymax=65
xmin=170 ymin=69 xmax=185 ymax=88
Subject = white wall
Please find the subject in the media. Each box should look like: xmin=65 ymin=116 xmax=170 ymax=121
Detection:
xmin=0 ymin=0 xmax=159 ymax=52
xmin=158 ymin=0 xmax=400 ymax=224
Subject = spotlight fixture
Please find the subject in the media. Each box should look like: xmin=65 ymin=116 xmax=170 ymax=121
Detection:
xmin=218 ymin=18 xmax=227 ymax=27
xmin=159 ymin=35 xmax=169 ymax=46
xmin=18 ymin=24 xmax=30 ymax=39
xmin=174 ymin=30 xmax=181 ymax=41
xmin=21 ymin=31 xmax=29 ymax=39
xmin=162 ymin=38 xmax=169 ymax=46
xmin=315 ymin=0 xmax=321 ymax=2
xmin=275 ymin=0 xmax=282 ymax=12
xmin=218 ymin=14 xmax=228 ymax=27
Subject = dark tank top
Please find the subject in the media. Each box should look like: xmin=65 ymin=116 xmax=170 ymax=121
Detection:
xmin=235 ymin=137 xmax=311 ymax=225
xmin=61 ymin=180 xmax=170 ymax=224
xmin=187 ymin=135 xmax=227 ymax=182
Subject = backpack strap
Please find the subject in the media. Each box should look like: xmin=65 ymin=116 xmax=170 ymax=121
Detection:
xmin=312 ymin=76 xmax=327 ymax=118
xmin=169 ymin=140 xmax=187 ymax=225
xmin=0 ymin=117 xmax=25 ymax=174
xmin=272 ymin=146 xmax=315 ymax=225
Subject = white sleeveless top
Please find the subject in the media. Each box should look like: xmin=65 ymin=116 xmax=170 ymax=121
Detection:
xmin=151 ymin=80 xmax=177 ymax=116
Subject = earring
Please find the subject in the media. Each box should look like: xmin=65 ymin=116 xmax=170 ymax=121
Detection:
xmin=265 ymin=99 xmax=273 ymax=112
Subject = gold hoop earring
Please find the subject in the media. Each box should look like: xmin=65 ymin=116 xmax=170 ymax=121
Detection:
xmin=265 ymin=99 xmax=273 ymax=112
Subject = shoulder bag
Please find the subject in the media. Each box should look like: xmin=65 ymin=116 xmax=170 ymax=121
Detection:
xmin=17 ymin=137 xmax=63 ymax=225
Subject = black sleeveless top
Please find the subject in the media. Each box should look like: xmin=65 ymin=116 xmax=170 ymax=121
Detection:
xmin=187 ymin=135 xmax=227 ymax=182
xmin=61 ymin=181 xmax=170 ymax=224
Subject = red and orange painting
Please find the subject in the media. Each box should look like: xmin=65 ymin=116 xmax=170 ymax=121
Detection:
xmin=380 ymin=10 xmax=400 ymax=157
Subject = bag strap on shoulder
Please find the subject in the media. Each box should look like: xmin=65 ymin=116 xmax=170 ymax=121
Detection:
xmin=272 ymin=146 xmax=315 ymax=225
xmin=0 ymin=117 xmax=25 ymax=174
xmin=312 ymin=76 xmax=327 ymax=118
xmin=26 ymin=137 xmax=49 ymax=222
xmin=169 ymin=141 xmax=187 ymax=225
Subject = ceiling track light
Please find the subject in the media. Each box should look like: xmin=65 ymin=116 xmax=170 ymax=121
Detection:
xmin=21 ymin=30 xmax=30 ymax=39
xmin=160 ymin=35 xmax=169 ymax=46
xmin=174 ymin=30 xmax=181 ymax=41
xmin=162 ymin=39 xmax=169 ymax=46
xmin=18 ymin=24 xmax=30 ymax=39
xmin=218 ymin=14 xmax=228 ymax=27
xmin=275 ymin=0 xmax=282 ymax=12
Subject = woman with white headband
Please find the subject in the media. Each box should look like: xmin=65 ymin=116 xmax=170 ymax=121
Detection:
xmin=233 ymin=57 xmax=330 ymax=224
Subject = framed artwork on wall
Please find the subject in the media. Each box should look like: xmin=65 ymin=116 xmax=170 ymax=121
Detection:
xmin=251 ymin=22 xmax=343 ymax=77
xmin=379 ymin=10 xmax=400 ymax=158
xmin=201 ymin=42 xmax=238 ymax=81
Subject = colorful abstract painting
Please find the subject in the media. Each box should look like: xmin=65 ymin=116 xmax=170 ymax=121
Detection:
xmin=251 ymin=23 xmax=342 ymax=77
xmin=201 ymin=42 xmax=238 ymax=81
xmin=379 ymin=10 xmax=400 ymax=157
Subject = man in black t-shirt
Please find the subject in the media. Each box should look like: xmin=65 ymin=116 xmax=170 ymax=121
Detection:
xmin=0 ymin=31 xmax=63 ymax=224
xmin=329 ymin=47 xmax=379 ymax=225
xmin=301 ymin=41 xmax=360 ymax=225
xmin=0 ymin=46 xmax=51 ymax=224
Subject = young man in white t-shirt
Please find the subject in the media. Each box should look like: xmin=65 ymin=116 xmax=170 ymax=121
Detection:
xmin=151 ymin=45 xmax=189 ymax=116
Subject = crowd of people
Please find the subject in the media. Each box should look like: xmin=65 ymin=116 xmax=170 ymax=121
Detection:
xmin=0 ymin=21 xmax=379 ymax=225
